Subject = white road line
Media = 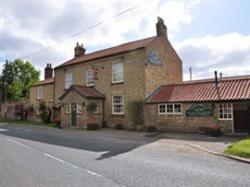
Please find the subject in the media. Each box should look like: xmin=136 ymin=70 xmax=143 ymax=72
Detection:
xmin=7 ymin=137 xmax=31 ymax=149
xmin=43 ymin=152 xmax=102 ymax=178
xmin=0 ymin=128 xmax=8 ymax=132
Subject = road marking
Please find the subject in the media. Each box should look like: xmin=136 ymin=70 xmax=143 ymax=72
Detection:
xmin=43 ymin=152 xmax=102 ymax=178
xmin=7 ymin=137 xmax=31 ymax=149
xmin=0 ymin=128 xmax=8 ymax=132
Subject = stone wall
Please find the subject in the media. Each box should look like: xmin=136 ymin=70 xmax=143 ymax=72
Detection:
xmin=144 ymin=103 xmax=233 ymax=134
xmin=59 ymin=89 xmax=103 ymax=129
xmin=145 ymin=36 xmax=183 ymax=97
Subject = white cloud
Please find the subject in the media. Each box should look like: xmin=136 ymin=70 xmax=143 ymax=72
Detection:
xmin=175 ymin=33 xmax=250 ymax=80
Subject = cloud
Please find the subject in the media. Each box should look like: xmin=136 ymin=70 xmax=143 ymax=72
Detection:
xmin=175 ymin=33 xmax=250 ymax=80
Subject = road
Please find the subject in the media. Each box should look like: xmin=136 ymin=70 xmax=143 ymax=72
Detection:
xmin=0 ymin=124 xmax=249 ymax=187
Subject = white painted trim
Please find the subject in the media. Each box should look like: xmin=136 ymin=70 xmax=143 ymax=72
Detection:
xmin=158 ymin=103 xmax=182 ymax=115
xmin=112 ymin=95 xmax=124 ymax=115
xmin=218 ymin=103 xmax=233 ymax=121
xmin=85 ymin=68 xmax=95 ymax=87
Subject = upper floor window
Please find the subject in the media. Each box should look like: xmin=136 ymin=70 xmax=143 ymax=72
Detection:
xmin=112 ymin=63 xmax=123 ymax=83
xmin=86 ymin=69 xmax=95 ymax=86
xmin=218 ymin=103 xmax=233 ymax=120
xmin=36 ymin=86 xmax=43 ymax=100
xmin=65 ymin=72 xmax=73 ymax=89
xmin=158 ymin=104 xmax=182 ymax=114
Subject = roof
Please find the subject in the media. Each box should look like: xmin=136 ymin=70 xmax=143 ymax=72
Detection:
xmin=146 ymin=76 xmax=250 ymax=103
xmin=31 ymin=78 xmax=54 ymax=86
xmin=59 ymin=85 xmax=105 ymax=100
xmin=55 ymin=36 xmax=156 ymax=69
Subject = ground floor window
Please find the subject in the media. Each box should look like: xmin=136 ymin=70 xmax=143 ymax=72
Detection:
xmin=218 ymin=103 xmax=233 ymax=120
xmin=158 ymin=104 xmax=182 ymax=114
xmin=112 ymin=95 xmax=124 ymax=114
xmin=65 ymin=104 xmax=71 ymax=114
xmin=77 ymin=104 xmax=82 ymax=114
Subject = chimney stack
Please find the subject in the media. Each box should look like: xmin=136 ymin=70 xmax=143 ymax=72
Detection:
xmin=44 ymin=63 xmax=53 ymax=79
xmin=156 ymin=17 xmax=167 ymax=38
xmin=74 ymin=42 xmax=86 ymax=57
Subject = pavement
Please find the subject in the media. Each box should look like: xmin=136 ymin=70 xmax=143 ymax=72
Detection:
xmin=0 ymin=123 xmax=250 ymax=187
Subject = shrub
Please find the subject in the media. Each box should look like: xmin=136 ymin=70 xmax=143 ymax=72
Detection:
xmin=87 ymin=120 xmax=99 ymax=130
xmin=39 ymin=101 xmax=51 ymax=123
xmin=115 ymin=123 xmax=124 ymax=130
xmin=146 ymin=125 xmax=157 ymax=132
xmin=128 ymin=100 xmax=144 ymax=127
xmin=199 ymin=125 xmax=222 ymax=137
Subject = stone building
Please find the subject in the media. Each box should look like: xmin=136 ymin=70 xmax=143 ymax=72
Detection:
xmin=54 ymin=17 xmax=183 ymax=128
xmin=145 ymin=75 xmax=250 ymax=134
xmin=29 ymin=63 xmax=54 ymax=118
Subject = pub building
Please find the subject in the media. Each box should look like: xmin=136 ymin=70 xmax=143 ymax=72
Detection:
xmin=145 ymin=72 xmax=250 ymax=134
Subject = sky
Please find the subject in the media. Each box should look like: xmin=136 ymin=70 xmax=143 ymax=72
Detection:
xmin=0 ymin=0 xmax=249 ymax=80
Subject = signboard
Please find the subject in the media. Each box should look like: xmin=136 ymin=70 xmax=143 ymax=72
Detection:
xmin=148 ymin=50 xmax=162 ymax=65
xmin=186 ymin=104 xmax=213 ymax=116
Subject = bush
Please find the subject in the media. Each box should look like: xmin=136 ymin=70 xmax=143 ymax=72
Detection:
xmin=199 ymin=125 xmax=222 ymax=137
xmin=87 ymin=120 xmax=99 ymax=130
xmin=146 ymin=125 xmax=157 ymax=132
xmin=128 ymin=100 xmax=144 ymax=127
xmin=115 ymin=123 xmax=124 ymax=130
xmin=39 ymin=101 xmax=51 ymax=123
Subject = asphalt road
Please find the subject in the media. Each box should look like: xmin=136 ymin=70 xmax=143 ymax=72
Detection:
xmin=0 ymin=124 xmax=249 ymax=187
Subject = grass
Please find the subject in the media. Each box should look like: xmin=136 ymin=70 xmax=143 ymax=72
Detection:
xmin=224 ymin=137 xmax=250 ymax=159
xmin=0 ymin=118 xmax=58 ymax=128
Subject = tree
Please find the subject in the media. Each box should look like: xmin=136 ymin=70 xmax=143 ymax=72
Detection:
xmin=0 ymin=59 xmax=40 ymax=101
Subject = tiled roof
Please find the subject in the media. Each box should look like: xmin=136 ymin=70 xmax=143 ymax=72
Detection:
xmin=31 ymin=78 xmax=54 ymax=86
xmin=59 ymin=85 xmax=105 ymax=100
xmin=55 ymin=36 xmax=156 ymax=69
xmin=146 ymin=76 xmax=250 ymax=103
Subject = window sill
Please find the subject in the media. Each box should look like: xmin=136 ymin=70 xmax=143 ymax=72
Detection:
xmin=111 ymin=81 xmax=124 ymax=85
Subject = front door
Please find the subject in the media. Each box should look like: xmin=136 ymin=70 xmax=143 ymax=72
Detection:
xmin=71 ymin=103 xmax=77 ymax=127
xmin=234 ymin=109 xmax=250 ymax=133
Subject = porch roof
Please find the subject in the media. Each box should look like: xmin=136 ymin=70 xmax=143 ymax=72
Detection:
xmin=59 ymin=85 xmax=105 ymax=100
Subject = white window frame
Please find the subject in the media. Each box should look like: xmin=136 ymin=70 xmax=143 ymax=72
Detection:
xmin=218 ymin=103 xmax=233 ymax=120
xmin=65 ymin=72 xmax=73 ymax=89
xmin=36 ymin=86 xmax=43 ymax=100
xmin=77 ymin=104 xmax=82 ymax=114
xmin=158 ymin=104 xmax=167 ymax=114
xmin=158 ymin=103 xmax=182 ymax=114
xmin=112 ymin=63 xmax=124 ymax=83
xmin=112 ymin=95 xmax=124 ymax=114
xmin=65 ymin=103 xmax=71 ymax=114
xmin=86 ymin=68 xmax=95 ymax=87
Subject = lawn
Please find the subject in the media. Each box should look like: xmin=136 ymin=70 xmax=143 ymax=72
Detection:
xmin=0 ymin=118 xmax=57 ymax=128
xmin=224 ymin=137 xmax=250 ymax=159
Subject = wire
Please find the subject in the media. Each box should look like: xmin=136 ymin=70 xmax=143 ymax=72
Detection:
xmin=20 ymin=0 xmax=155 ymax=60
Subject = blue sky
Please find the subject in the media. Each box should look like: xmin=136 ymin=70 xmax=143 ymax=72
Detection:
xmin=0 ymin=0 xmax=249 ymax=80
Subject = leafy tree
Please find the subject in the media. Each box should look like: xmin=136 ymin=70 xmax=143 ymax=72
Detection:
xmin=0 ymin=59 xmax=40 ymax=101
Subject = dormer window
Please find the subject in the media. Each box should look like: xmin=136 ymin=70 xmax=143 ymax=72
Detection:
xmin=86 ymin=68 xmax=95 ymax=87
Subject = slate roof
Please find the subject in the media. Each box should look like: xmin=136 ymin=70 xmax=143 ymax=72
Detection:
xmin=146 ymin=76 xmax=250 ymax=103
xmin=55 ymin=36 xmax=156 ymax=69
xmin=59 ymin=85 xmax=105 ymax=100
xmin=31 ymin=78 xmax=54 ymax=86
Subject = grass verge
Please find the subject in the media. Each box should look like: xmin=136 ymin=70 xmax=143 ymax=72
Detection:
xmin=0 ymin=118 xmax=57 ymax=128
xmin=224 ymin=137 xmax=250 ymax=159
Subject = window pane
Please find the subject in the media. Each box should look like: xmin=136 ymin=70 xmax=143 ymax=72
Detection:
xmin=86 ymin=69 xmax=95 ymax=86
xmin=112 ymin=63 xmax=123 ymax=82
xmin=167 ymin=105 xmax=173 ymax=113
xmin=174 ymin=104 xmax=181 ymax=113
xmin=113 ymin=96 xmax=124 ymax=114
xmin=159 ymin=104 xmax=166 ymax=113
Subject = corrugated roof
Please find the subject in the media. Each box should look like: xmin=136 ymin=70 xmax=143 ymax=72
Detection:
xmin=55 ymin=36 xmax=156 ymax=69
xmin=59 ymin=85 xmax=105 ymax=100
xmin=31 ymin=78 xmax=54 ymax=86
xmin=146 ymin=76 xmax=250 ymax=103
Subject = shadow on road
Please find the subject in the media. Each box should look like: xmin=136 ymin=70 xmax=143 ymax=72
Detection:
xmin=0 ymin=124 xmax=157 ymax=160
